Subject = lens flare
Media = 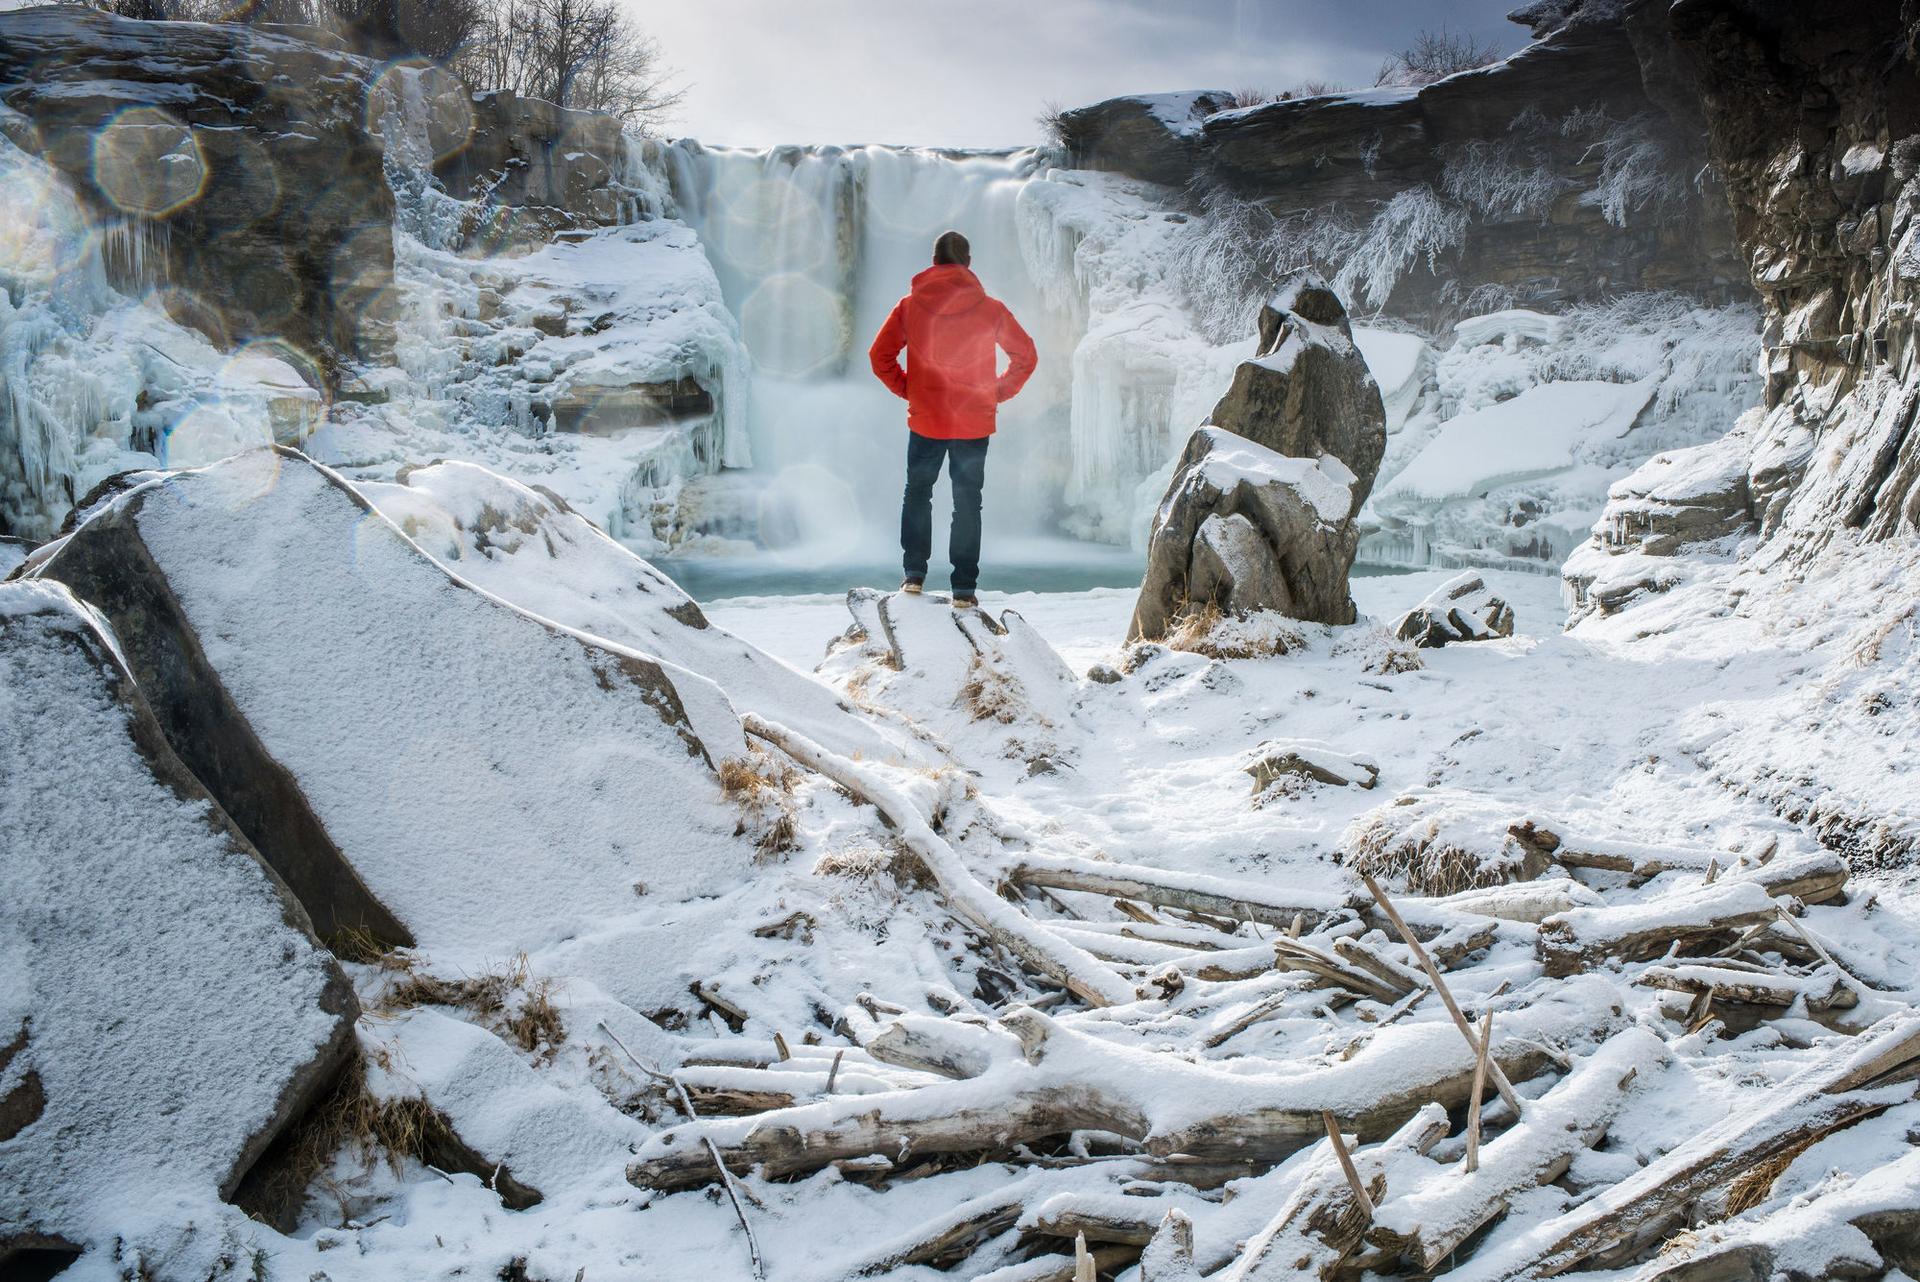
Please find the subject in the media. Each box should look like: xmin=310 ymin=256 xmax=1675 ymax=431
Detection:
xmin=366 ymin=61 xmax=474 ymax=167
xmin=721 ymin=175 xmax=833 ymax=278
xmin=91 ymin=106 xmax=206 ymax=219
xmin=740 ymin=274 xmax=849 ymax=379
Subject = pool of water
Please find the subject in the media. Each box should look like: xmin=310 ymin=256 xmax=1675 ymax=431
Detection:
xmin=659 ymin=544 xmax=1417 ymax=603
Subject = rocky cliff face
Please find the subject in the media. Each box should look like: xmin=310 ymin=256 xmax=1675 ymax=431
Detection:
xmin=1569 ymin=0 xmax=1920 ymax=613
xmin=0 ymin=9 xmax=642 ymax=377
xmin=1660 ymin=0 xmax=1920 ymax=546
xmin=1056 ymin=3 xmax=1744 ymax=328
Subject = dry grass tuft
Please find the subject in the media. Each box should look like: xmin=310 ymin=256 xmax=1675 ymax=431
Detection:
xmin=382 ymin=953 xmax=565 ymax=1057
xmin=959 ymin=655 xmax=1021 ymax=724
xmin=1342 ymin=796 xmax=1540 ymax=897
xmin=717 ymin=750 xmax=803 ymax=859
xmin=325 ymin=924 xmax=399 ymax=965
xmin=1164 ymin=602 xmax=1306 ymax=660
xmin=1725 ymin=1138 xmax=1817 ymax=1215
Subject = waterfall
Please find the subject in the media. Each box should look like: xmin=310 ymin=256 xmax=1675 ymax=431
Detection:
xmin=655 ymin=142 xmax=1083 ymax=558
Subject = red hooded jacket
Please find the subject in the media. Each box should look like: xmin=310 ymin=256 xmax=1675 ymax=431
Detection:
xmin=869 ymin=264 xmax=1038 ymax=439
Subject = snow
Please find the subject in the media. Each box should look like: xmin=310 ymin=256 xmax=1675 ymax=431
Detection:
xmin=0 ymin=578 xmax=347 ymax=1265
xmin=1190 ymin=428 xmax=1355 ymax=523
xmin=1380 ymin=379 xmax=1653 ymax=501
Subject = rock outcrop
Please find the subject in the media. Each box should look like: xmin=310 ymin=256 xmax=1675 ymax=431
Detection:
xmin=1567 ymin=0 xmax=1920 ymax=614
xmin=1207 ymin=275 xmax=1387 ymax=518
xmin=1650 ymin=0 xmax=1920 ymax=546
xmin=1131 ymin=427 xmax=1367 ymax=637
xmin=0 ymin=579 xmax=356 ymax=1261
xmin=1131 ymin=279 xmax=1387 ymax=638
xmin=1054 ymin=90 xmax=1233 ymax=187
xmin=0 ymin=8 xmax=645 ymax=371
xmin=1393 ymin=571 xmax=1516 ymax=646
xmin=32 ymin=448 xmax=753 ymax=954
xmin=0 ymin=7 xmax=395 ymax=368
xmin=1059 ymin=3 xmax=1742 ymax=326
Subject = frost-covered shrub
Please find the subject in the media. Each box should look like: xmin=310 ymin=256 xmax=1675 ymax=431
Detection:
xmin=1441 ymin=135 xmax=1570 ymax=220
xmin=1332 ymin=186 xmax=1468 ymax=311
xmin=1560 ymin=108 xmax=1685 ymax=227
xmin=1173 ymin=182 xmax=1361 ymax=342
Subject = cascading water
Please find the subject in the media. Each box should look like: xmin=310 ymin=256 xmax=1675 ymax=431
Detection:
xmin=655 ymin=143 xmax=1088 ymax=571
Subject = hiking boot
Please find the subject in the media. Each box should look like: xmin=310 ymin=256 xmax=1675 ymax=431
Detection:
xmin=951 ymin=593 xmax=979 ymax=609
xmin=901 ymin=577 xmax=924 ymax=595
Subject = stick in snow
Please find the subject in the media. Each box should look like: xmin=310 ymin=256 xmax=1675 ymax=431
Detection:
xmin=1360 ymin=872 xmax=1522 ymax=1117
xmin=1464 ymin=1007 xmax=1492 ymax=1174
xmin=595 ymin=1020 xmax=765 ymax=1279
xmin=1322 ymin=1111 xmax=1376 ymax=1220
xmin=744 ymin=714 xmax=1137 ymax=1007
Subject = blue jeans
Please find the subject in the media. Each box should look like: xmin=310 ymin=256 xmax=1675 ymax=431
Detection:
xmin=901 ymin=433 xmax=989 ymax=593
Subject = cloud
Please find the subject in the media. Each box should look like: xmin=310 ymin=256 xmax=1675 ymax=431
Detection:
xmin=636 ymin=0 xmax=1522 ymax=148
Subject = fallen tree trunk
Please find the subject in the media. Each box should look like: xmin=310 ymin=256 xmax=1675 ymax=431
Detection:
xmin=628 ymin=980 xmax=1620 ymax=1192
xmin=744 ymin=715 xmax=1138 ymax=1007
xmin=1005 ymin=853 xmax=1356 ymax=933
xmin=1444 ymin=1013 xmax=1920 ymax=1279
xmin=1636 ymin=963 xmax=1858 ymax=1011
xmin=1536 ymin=881 xmax=1784 ymax=978
xmin=1367 ymin=1028 xmax=1666 ymax=1270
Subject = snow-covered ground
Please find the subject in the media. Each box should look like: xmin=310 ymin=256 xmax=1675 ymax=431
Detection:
xmin=35 ymin=510 xmax=1889 ymax=1280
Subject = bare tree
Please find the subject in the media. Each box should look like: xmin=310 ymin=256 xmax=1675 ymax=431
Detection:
xmin=454 ymin=0 xmax=681 ymax=126
xmin=1374 ymin=27 xmax=1502 ymax=88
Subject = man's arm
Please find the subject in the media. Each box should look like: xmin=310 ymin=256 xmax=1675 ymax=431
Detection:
xmin=995 ymin=306 xmax=1038 ymax=402
xmin=868 ymin=301 xmax=910 ymax=399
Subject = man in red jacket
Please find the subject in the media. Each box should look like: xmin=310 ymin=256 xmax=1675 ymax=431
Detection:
xmin=869 ymin=230 xmax=1037 ymax=608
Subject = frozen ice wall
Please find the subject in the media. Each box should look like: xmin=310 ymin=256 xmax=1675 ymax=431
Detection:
xmin=0 ymin=136 xmax=326 ymax=540
xmin=657 ymin=143 xmax=1081 ymax=558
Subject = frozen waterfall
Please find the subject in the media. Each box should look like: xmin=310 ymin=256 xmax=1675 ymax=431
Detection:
xmin=653 ymin=143 xmax=1096 ymax=562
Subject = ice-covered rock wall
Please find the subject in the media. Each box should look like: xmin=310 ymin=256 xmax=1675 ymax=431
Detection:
xmin=0 ymin=8 xmax=748 ymax=548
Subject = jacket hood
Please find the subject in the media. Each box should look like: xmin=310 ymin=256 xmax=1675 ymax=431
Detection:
xmin=910 ymin=263 xmax=990 ymax=315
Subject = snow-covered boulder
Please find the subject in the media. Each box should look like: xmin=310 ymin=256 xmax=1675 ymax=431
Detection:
xmin=32 ymin=448 xmax=753 ymax=956
xmin=0 ymin=580 xmax=355 ymax=1261
xmin=1392 ymin=572 xmax=1516 ymax=647
xmin=1207 ymin=274 xmax=1388 ymax=519
xmin=1564 ymin=429 xmax=1758 ymax=619
xmin=1131 ymin=427 xmax=1364 ymax=638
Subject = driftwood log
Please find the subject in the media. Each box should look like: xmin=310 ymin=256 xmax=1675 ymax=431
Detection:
xmin=1367 ymin=1029 xmax=1665 ymax=1270
xmin=744 ymin=715 xmax=1138 ymax=1006
xmin=1536 ymin=881 xmax=1785 ymax=977
xmin=628 ymin=982 xmax=1620 ymax=1192
xmin=1005 ymin=853 xmax=1357 ymax=933
xmin=1445 ymin=1013 xmax=1920 ymax=1279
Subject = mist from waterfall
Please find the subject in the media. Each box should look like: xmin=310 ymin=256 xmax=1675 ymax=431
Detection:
xmin=655 ymin=143 xmax=1090 ymax=576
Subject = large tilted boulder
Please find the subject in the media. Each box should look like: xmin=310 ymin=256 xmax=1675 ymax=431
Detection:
xmin=1207 ymin=274 xmax=1388 ymax=519
xmin=1131 ymin=276 xmax=1388 ymax=639
xmin=1130 ymin=427 xmax=1366 ymax=638
xmin=363 ymin=459 xmax=923 ymax=768
xmin=1392 ymin=571 xmax=1516 ymax=647
xmin=0 ymin=580 xmax=356 ymax=1264
xmin=32 ymin=448 xmax=753 ymax=955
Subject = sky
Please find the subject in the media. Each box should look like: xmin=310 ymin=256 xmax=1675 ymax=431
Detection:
xmin=639 ymin=0 xmax=1527 ymax=148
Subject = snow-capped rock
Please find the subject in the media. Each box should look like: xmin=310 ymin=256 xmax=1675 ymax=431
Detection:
xmin=1392 ymin=571 xmax=1516 ymax=647
xmin=1132 ymin=427 xmax=1365 ymax=637
xmin=1207 ymin=274 xmax=1388 ymax=520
